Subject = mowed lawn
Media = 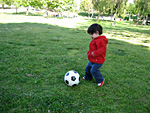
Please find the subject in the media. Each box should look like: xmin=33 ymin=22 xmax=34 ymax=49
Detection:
xmin=0 ymin=14 xmax=150 ymax=112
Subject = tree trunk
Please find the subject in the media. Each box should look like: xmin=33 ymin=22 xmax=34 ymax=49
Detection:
xmin=91 ymin=9 xmax=94 ymax=18
xmin=26 ymin=6 xmax=29 ymax=16
xmin=96 ymin=11 xmax=101 ymax=22
xmin=46 ymin=10 xmax=48 ymax=17
xmin=136 ymin=13 xmax=139 ymax=24
xmin=16 ymin=8 xmax=18 ymax=14
xmin=88 ymin=9 xmax=90 ymax=18
xmin=146 ymin=15 xmax=148 ymax=22
xmin=2 ymin=4 xmax=4 ymax=9
xmin=2 ymin=4 xmax=4 ymax=14
xmin=113 ymin=6 xmax=118 ymax=25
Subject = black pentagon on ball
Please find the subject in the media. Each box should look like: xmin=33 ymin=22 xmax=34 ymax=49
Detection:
xmin=71 ymin=76 xmax=76 ymax=81
xmin=65 ymin=80 xmax=69 ymax=84
xmin=79 ymin=77 xmax=80 ymax=81
xmin=72 ymin=84 xmax=77 ymax=86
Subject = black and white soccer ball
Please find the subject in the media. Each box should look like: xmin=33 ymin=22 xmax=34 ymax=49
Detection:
xmin=64 ymin=70 xmax=80 ymax=86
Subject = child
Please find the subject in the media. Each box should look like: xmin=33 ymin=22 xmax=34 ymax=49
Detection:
xmin=82 ymin=23 xmax=108 ymax=87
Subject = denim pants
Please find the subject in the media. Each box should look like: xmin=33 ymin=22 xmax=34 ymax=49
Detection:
xmin=85 ymin=61 xmax=104 ymax=83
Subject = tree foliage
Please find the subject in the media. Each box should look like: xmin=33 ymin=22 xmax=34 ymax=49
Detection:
xmin=80 ymin=0 xmax=93 ymax=17
xmin=29 ymin=0 xmax=43 ymax=9
xmin=134 ymin=0 xmax=150 ymax=17
xmin=1 ymin=0 xmax=150 ymax=20
xmin=60 ymin=0 xmax=75 ymax=11
xmin=1 ymin=0 xmax=12 ymax=5
xmin=80 ymin=0 xmax=93 ymax=12
xmin=12 ymin=0 xmax=22 ymax=14
xmin=92 ymin=0 xmax=128 ymax=21
xmin=92 ymin=0 xmax=107 ymax=21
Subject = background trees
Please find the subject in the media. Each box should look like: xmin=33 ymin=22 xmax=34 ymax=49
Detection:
xmin=0 ymin=0 xmax=150 ymax=22
xmin=133 ymin=0 xmax=150 ymax=17
xmin=0 ymin=0 xmax=12 ymax=9
xmin=0 ymin=0 xmax=75 ymax=16
xmin=92 ymin=0 xmax=128 ymax=22
xmin=80 ymin=0 xmax=93 ymax=17
xmin=92 ymin=0 xmax=107 ymax=22
xmin=12 ymin=0 xmax=22 ymax=14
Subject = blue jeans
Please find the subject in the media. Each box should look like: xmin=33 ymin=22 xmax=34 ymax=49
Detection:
xmin=84 ymin=61 xmax=104 ymax=83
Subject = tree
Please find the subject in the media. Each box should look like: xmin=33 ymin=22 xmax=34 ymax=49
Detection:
xmin=80 ymin=0 xmax=93 ymax=17
xmin=0 ymin=0 xmax=4 ymax=9
xmin=92 ymin=0 xmax=107 ymax=22
xmin=29 ymin=0 xmax=43 ymax=10
xmin=41 ymin=0 xmax=75 ymax=17
xmin=58 ymin=0 xmax=74 ymax=12
xmin=127 ymin=0 xmax=150 ymax=24
xmin=92 ymin=0 xmax=128 ymax=22
xmin=0 ymin=0 xmax=12 ymax=9
xmin=134 ymin=0 xmax=150 ymax=17
xmin=113 ymin=0 xmax=128 ymax=23
xmin=21 ymin=0 xmax=30 ymax=15
xmin=12 ymin=0 xmax=22 ymax=14
xmin=41 ymin=0 xmax=60 ymax=17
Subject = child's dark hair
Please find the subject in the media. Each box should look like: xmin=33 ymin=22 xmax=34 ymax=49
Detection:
xmin=87 ymin=23 xmax=103 ymax=35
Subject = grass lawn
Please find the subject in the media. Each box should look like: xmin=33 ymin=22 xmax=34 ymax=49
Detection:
xmin=0 ymin=14 xmax=150 ymax=112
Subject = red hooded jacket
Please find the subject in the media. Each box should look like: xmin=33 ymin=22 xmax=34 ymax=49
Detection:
xmin=87 ymin=35 xmax=108 ymax=64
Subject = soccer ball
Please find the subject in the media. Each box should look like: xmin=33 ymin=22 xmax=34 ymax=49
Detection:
xmin=64 ymin=70 xmax=80 ymax=86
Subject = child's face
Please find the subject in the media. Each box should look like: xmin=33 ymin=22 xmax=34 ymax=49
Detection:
xmin=89 ymin=32 xmax=99 ymax=39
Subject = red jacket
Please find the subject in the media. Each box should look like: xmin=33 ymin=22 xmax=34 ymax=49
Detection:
xmin=87 ymin=35 xmax=108 ymax=64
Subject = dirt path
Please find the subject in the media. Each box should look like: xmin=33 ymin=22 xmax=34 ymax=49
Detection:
xmin=0 ymin=14 xmax=87 ymax=28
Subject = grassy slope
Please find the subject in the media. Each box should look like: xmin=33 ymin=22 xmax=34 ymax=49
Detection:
xmin=0 ymin=14 xmax=150 ymax=112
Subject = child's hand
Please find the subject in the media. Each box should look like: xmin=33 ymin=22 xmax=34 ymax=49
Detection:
xmin=91 ymin=52 xmax=95 ymax=57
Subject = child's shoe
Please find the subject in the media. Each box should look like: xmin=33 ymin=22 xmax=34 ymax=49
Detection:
xmin=82 ymin=76 xmax=86 ymax=80
xmin=98 ymin=79 xmax=105 ymax=87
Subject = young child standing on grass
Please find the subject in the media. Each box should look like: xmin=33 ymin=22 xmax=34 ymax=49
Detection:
xmin=82 ymin=23 xmax=108 ymax=87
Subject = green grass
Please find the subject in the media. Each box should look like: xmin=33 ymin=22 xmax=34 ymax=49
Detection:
xmin=0 ymin=14 xmax=150 ymax=113
xmin=4 ymin=11 xmax=44 ymax=16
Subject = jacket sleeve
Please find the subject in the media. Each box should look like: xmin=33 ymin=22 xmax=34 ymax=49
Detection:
xmin=93 ymin=39 xmax=107 ymax=57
